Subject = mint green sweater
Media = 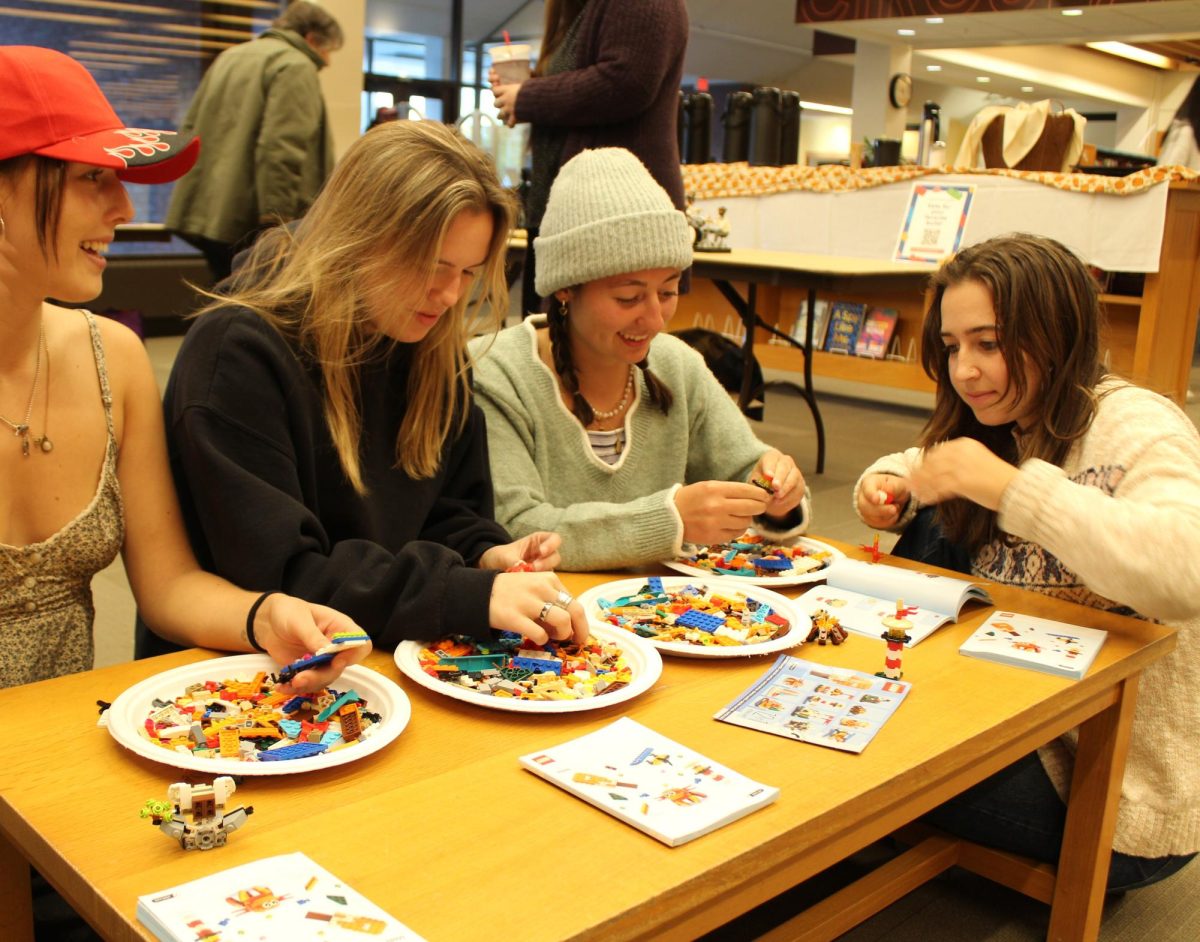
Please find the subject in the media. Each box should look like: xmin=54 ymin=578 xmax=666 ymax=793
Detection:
xmin=470 ymin=316 xmax=810 ymax=570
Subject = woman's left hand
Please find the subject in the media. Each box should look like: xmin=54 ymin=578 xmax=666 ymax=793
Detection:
xmin=751 ymin=450 xmax=807 ymax=519
xmin=254 ymin=595 xmax=372 ymax=694
xmin=908 ymin=438 xmax=1019 ymax=511
xmin=478 ymin=531 xmax=563 ymax=572
xmin=492 ymin=82 xmax=522 ymax=127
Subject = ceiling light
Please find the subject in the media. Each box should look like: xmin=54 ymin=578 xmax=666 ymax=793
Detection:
xmin=799 ymin=100 xmax=853 ymax=115
xmin=1021 ymin=85 xmax=1035 ymax=92
xmin=1085 ymin=41 xmax=1173 ymax=69
xmin=925 ymin=17 xmax=944 ymax=24
xmin=976 ymin=76 xmax=991 ymax=83
xmin=926 ymin=65 xmax=943 ymax=72
xmin=897 ymin=29 xmax=915 ymax=37
xmin=1061 ymin=9 xmax=1083 ymax=16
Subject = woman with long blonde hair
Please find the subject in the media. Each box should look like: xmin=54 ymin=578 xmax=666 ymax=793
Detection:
xmin=146 ymin=120 xmax=586 ymax=656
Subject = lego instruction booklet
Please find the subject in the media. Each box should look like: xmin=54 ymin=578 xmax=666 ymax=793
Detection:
xmin=959 ymin=610 xmax=1107 ymax=680
xmin=519 ymin=716 xmax=779 ymax=846
xmin=137 ymin=851 xmax=426 ymax=942
xmin=792 ymin=558 xmax=992 ymax=646
xmin=714 ymin=654 xmax=912 ymax=754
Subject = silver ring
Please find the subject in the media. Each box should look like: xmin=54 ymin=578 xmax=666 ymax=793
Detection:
xmin=553 ymin=590 xmax=574 ymax=610
xmin=537 ymin=600 xmax=556 ymax=622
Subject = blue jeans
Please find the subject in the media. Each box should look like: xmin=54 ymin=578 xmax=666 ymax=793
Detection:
xmin=923 ymin=753 xmax=1195 ymax=892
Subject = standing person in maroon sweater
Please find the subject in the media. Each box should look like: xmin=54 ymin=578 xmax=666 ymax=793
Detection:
xmin=491 ymin=0 xmax=689 ymax=317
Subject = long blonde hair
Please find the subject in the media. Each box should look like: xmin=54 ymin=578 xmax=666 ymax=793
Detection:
xmin=202 ymin=120 xmax=517 ymax=491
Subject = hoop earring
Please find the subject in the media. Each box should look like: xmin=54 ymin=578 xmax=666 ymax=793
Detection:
xmin=558 ymin=298 xmax=569 ymax=320
xmin=0 ymin=213 xmax=6 ymax=241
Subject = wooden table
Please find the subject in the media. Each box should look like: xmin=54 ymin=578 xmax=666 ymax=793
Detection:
xmin=0 ymin=548 xmax=1174 ymax=942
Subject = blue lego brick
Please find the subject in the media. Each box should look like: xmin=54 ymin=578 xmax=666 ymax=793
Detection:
xmin=511 ymin=655 xmax=563 ymax=675
xmin=646 ymin=576 xmax=664 ymax=594
xmin=278 ymin=651 xmax=336 ymax=684
xmin=258 ymin=741 xmax=329 ymax=761
xmin=676 ymin=609 xmax=724 ymax=633
xmin=281 ymin=695 xmax=313 ymax=714
xmin=278 ymin=719 xmax=303 ymax=739
xmin=438 ymin=653 xmax=506 ymax=672
xmin=751 ymin=556 xmax=793 ymax=571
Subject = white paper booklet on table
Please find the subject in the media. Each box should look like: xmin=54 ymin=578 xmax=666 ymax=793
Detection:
xmin=519 ymin=716 xmax=778 ymax=846
xmin=959 ymin=610 xmax=1107 ymax=680
xmin=137 ymin=851 xmax=425 ymax=942
xmin=793 ymin=558 xmax=992 ymax=645
xmin=714 ymin=654 xmax=911 ymax=754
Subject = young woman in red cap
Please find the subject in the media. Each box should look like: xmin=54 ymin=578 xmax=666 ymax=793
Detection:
xmin=0 ymin=46 xmax=368 ymax=691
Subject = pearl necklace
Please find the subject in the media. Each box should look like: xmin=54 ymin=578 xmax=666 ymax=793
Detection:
xmin=0 ymin=323 xmax=53 ymax=457
xmin=586 ymin=365 xmax=635 ymax=420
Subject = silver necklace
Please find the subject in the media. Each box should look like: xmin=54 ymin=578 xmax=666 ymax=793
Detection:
xmin=0 ymin=323 xmax=52 ymax=457
xmin=587 ymin=365 xmax=635 ymax=421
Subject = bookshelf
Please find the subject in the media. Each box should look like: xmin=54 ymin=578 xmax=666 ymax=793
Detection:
xmin=678 ymin=181 xmax=1200 ymax=405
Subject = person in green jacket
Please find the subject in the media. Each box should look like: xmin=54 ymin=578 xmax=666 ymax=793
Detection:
xmin=165 ymin=1 xmax=342 ymax=282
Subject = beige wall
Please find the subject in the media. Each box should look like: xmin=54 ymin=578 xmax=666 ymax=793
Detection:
xmin=318 ymin=0 xmax=367 ymax=160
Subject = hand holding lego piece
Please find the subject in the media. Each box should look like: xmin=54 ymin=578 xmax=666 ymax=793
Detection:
xmin=251 ymin=595 xmax=372 ymax=694
xmin=489 ymin=570 xmax=590 ymax=646
xmin=674 ymin=480 xmax=770 ymax=546
xmin=857 ymin=473 xmax=911 ymax=528
xmin=750 ymin=449 xmax=807 ymax=520
xmin=479 ymin=530 xmax=563 ymax=572
xmin=907 ymin=438 xmax=1018 ymax=511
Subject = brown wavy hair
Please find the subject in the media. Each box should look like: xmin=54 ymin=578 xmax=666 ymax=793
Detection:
xmin=200 ymin=120 xmax=517 ymax=492
xmin=918 ymin=233 xmax=1108 ymax=550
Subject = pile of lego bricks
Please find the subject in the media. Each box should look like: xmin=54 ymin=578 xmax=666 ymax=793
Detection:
xmin=678 ymin=533 xmax=831 ymax=578
xmin=139 ymin=673 xmax=380 ymax=762
xmin=417 ymin=632 xmax=632 ymax=700
xmin=596 ymin=579 xmax=791 ymax=647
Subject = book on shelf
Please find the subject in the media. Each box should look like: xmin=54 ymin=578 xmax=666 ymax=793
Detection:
xmin=137 ymin=852 xmax=425 ymax=942
xmin=823 ymin=301 xmax=866 ymax=354
xmin=714 ymin=654 xmax=911 ymax=754
xmin=791 ymin=298 xmax=831 ymax=349
xmin=791 ymin=558 xmax=992 ymax=646
xmin=854 ymin=307 xmax=899 ymax=359
xmin=519 ymin=716 xmax=778 ymax=846
xmin=959 ymin=611 xmax=1107 ymax=680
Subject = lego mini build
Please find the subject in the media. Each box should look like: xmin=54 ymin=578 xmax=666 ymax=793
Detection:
xmin=877 ymin=600 xmax=917 ymax=679
xmin=805 ymin=608 xmax=848 ymax=646
xmin=141 ymin=776 xmax=253 ymax=851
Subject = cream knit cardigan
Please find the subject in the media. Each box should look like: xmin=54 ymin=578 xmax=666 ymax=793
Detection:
xmin=855 ymin=380 xmax=1200 ymax=858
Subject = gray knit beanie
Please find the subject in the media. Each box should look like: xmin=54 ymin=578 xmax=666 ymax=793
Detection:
xmin=533 ymin=148 xmax=693 ymax=297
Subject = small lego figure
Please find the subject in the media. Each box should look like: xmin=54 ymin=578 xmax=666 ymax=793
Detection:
xmin=805 ymin=609 xmax=848 ymax=645
xmin=143 ymin=776 xmax=254 ymax=851
xmin=696 ymin=206 xmax=732 ymax=252
xmin=877 ymin=600 xmax=916 ymax=679
xmin=684 ymin=191 xmax=706 ymax=245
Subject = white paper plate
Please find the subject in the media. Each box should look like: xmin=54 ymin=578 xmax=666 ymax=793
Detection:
xmin=664 ymin=535 xmax=845 ymax=587
xmin=107 ymin=655 xmax=410 ymax=776
xmin=393 ymin=623 xmax=662 ymax=714
xmin=575 ymin=576 xmax=805 ymax=659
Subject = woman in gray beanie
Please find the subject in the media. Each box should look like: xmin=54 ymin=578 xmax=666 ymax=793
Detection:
xmin=471 ymin=148 xmax=811 ymax=571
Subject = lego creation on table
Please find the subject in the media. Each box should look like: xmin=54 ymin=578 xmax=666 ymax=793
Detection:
xmin=106 ymin=655 xmax=412 ymax=775
xmin=666 ymin=532 xmax=844 ymax=586
xmin=393 ymin=623 xmax=662 ymax=714
xmin=576 ymin=576 xmax=803 ymax=659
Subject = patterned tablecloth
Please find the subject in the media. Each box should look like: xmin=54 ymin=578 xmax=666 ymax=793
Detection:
xmin=682 ymin=162 xmax=1199 ymax=200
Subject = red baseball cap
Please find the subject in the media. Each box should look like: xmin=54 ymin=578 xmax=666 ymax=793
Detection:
xmin=0 ymin=45 xmax=199 ymax=184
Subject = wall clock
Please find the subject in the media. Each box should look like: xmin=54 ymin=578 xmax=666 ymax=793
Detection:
xmin=889 ymin=72 xmax=913 ymax=109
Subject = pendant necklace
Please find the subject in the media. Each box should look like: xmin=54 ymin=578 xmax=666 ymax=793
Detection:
xmin=0 ymin=323 xmax=53 ymax=457
xmin=587 ymin=365 xmax=635 ymax=422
